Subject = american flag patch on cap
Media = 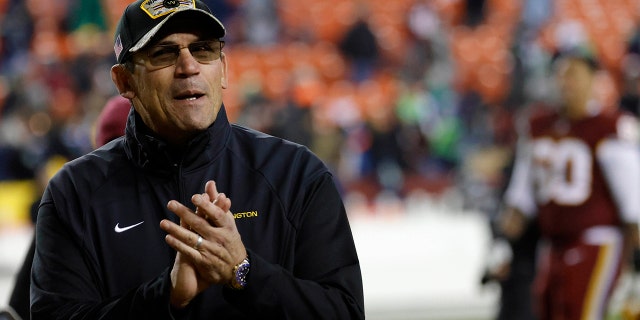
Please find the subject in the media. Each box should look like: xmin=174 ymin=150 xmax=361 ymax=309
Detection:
xmin=114 ymin=35 xmax=123 ymax=60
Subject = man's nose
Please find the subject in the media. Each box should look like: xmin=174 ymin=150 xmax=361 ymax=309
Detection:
xmin=174 ymin=48 xmax=200 ymax=75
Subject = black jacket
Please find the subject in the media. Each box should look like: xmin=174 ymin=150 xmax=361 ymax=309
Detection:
xmin=31 ymin=106 xmax=364 ymax=319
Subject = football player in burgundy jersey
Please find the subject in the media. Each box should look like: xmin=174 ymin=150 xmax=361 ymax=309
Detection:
xmin=500 ymin=47 xmax=640 ymax=320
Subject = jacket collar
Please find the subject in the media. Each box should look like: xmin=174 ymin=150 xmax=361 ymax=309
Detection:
xmin=124 ymin=104 xmax=231 ymax=174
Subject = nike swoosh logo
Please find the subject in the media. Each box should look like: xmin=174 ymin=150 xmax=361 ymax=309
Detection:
xmin=114 ymin=221 xmax=144 ymax=233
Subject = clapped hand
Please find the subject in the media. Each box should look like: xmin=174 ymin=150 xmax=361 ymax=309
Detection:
xmin=160 ymin=181 xmax=247 ymax=308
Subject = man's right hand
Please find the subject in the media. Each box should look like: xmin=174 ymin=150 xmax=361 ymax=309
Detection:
xmin=169 ymin=248 xmax=201 ymax=308
xmin=498 ymin=207 xmax=527 ymax=241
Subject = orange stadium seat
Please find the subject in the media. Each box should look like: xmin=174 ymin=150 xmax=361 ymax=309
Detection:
xmin=262 ymin=68 xmax=290 ymax=102
xmin=325 ymin=80 xmax=360 ymax=111
xmin=450 ymin=28 xmax=478 ymax=92
xmin=259 ymin=45 xmax=289 ymax=72
xmin=431 ymin=0 xmax=466 ymax=26
xmin=222 ymin=85 xmax=242 ymax=122
xmin=276 ymin=0 xmax=305 ymax=29
xmin=310 ymin=41 xmax=347 ymax=82
xmin=624 ymin=0 xmax=640 ymax=20
xmin=356 ymin=76 xmax=399 ymax=122
xmin=0 ymin=0 xmax=8 ymax=15
xmin=309 ymin=2 xmax=350 ymax=42
xmin=332 ymin=0 xmax=358 ymax=28
xmin=284 ymin=42 xmax=313 ymax=71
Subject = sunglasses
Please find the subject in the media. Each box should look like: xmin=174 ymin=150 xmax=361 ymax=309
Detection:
xmin=136 ymin=40 xmax=225 ymax=69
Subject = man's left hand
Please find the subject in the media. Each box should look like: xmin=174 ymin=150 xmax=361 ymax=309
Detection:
xmin=161 ymin=180 xmax=247 ymax=306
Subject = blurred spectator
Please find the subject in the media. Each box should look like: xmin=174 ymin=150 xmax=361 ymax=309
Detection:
xmin=310 ymin=111 xmax=345 ymax=178
xmin=338 ymin=7 xmax=379 ymax=83
xmin=521 ymin=0 xmax=552 ymax=35
xmin=0 ymin=146 xmax=32 ymax=180
xmin=93 ymin=95 xmax=130 ymax=148
xmin=363 ymin=107 xmax=405 ymax=196
xmin=619 ymin=53 xmax=640 ymax=117
xmin=619 ymin=26 xmax=640 ymax=117
xmin=0 ymin=1 xmax=33 ymax=75
xmin=270 ymin=68 xmax=318 ymax=147
xmin=402 ymin=2 xmax=439 ymax=83
xmin=67 ymin=0 xmax=108 ymax=32
xmin=464 ymin=0 xmax=487 ymax=28
xmin=239 ymin=0 xmax=279 ymax=45
xmin=394 ymin=81 xmax=431 ymax=176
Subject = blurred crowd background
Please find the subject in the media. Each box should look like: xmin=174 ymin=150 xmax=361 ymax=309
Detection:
xmin=1 ymin=0 xmax=640 ymax=227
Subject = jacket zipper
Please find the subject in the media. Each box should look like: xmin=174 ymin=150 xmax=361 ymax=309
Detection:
xmin=174 ymin=161 xmax=188 ymax=208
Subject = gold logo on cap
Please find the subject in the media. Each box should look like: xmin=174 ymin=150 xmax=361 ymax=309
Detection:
xmin=140 ymin=0 xmax=196 ymax=19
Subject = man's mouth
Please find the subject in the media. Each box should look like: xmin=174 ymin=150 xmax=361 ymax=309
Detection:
xmin=175 ymin=93 xmax=204 ymax=101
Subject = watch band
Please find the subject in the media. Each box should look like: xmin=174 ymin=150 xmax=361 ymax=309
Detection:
xmin=229 ymin=256 xmax=250 ymax=290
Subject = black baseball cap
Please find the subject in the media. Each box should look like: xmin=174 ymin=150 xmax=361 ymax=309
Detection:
xmin=114 ymin=0 xmax=226 ymax=64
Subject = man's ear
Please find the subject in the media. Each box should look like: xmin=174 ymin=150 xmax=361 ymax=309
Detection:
xmin=220 ymin=53 xmax=228 ymax=89
xmin=111 ymin=64 xmax=136 ymax=99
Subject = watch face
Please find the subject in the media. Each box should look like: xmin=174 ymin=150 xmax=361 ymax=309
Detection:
xmin=235 ymin=259 xmax=250 ymax=288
